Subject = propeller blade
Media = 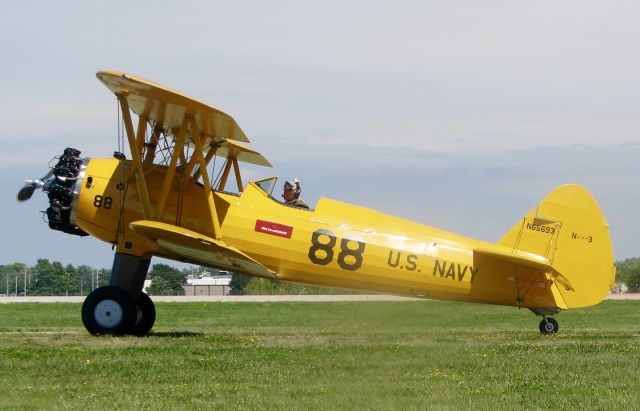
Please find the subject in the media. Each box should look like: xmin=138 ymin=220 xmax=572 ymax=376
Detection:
xmin=16 ymin=170 xmax=53 ymax=202
xmin=16 ymin=169 xmax=54 ymax=202
xmin=17 ymin=183 xmax=37 ymax=202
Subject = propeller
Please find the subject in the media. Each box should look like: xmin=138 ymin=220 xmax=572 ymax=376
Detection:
xmin=16 ymin=170 xmax=54 ymax=202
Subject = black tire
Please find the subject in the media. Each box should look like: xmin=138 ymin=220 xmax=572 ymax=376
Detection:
xmin=539 ymin=317 xmax=559 ymax=334
xmin=82 ymin=286 xmax=136 ymax=336
xmin=130 ymin=292 xmax=156 ymax=336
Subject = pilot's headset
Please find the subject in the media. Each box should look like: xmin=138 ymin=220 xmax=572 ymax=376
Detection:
xmin=283 ymin=179 xmax=302 ymax=199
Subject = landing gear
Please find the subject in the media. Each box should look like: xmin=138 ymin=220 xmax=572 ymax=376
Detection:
xmin=82 ymin=253 xmax=156 ymax=336
xmin=82 ymin=286 xmax=136 ymax=335
xmin=130 ymin=292 xmax=156 ymax=336
xmin=539 ymin=317 xmax=559 ymax=334
xmin=81 ymin=287 xmax=156 ymax=336
xmin=82 ymin=253 xmax=155 ymax=336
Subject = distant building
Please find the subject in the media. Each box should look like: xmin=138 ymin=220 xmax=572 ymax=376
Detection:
xmin=143 ymin=279 xmax=151 ymax=293
xmin=182 ymin=275 xmax=232 ymax=296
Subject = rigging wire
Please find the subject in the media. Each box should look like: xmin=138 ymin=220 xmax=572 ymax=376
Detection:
xmin=212 ymin=155 xmax=225 ymax=189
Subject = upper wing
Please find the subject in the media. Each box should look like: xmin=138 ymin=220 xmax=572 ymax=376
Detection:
xmin=131 ymin=220 xmax=278 ymax=279
xmin=96 ymin=70 xmax=249 ymax=143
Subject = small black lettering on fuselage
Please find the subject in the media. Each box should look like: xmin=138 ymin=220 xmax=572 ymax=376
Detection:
xmin=571 ymin=232 xmax=593 ymax=243
xmin=432 ymin=259 xmax=479 ymax=284
xmin=387 ymin=250 xmax=419 ymax=272
xmin=526 ymin=223 xmax=555 ymax=235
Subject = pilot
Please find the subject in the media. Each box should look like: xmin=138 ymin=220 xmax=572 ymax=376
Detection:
xmin=282 ymin=179 xmax=309 ymax=209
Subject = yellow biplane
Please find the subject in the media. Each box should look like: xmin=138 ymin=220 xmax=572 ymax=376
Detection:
xmin=18 ymin=71 xmax=615 ymax=336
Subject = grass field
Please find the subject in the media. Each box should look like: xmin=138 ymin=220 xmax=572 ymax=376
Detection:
xmin=0 ymin=300 xmax=639 ymax=410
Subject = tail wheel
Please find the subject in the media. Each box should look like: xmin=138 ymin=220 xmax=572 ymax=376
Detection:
xmin=130 ymin=292 xmax=156 ymax=336
xmin=82 ymin=286 xmax=136 ymax=335
xmin=539 ymin=317 xmax=559 ymax=334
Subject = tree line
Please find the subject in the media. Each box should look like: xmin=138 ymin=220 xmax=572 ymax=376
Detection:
xmin=0 ymin=260 xmax=110 ymax=297
xmin=614 ymin=258 xmax=640 ymax=292
xmin=0 ymin=260 xmax=193 ymax=297
xmin=2 ymin=257 xmax=640 ymax=296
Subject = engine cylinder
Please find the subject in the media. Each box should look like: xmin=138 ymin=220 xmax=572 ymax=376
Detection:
xmin=46 ymin=148 xmax=87 ymax=236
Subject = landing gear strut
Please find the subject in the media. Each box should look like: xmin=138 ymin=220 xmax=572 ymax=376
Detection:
xmin=539 ymin=317 xmax=559 ymax=334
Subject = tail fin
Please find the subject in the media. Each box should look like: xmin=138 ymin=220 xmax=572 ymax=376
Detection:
xmin=498 ymin=184 xmax=615 ymax=309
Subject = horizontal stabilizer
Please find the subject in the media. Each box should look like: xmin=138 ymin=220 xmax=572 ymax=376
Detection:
xmin=131 ymin=220 xmax=277 ymax=279
xmin=474 ymin=247 xmax=574 ymax=292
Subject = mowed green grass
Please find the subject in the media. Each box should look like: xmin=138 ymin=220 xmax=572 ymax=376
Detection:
xmin=0 ymin=300 xmax=639 ymax=410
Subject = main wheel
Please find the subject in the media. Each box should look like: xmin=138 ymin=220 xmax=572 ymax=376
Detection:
xmin=539 ymin=317 xmax=559 ymax=334
xmin=82 ymin=286 xmax=136 ymax=335
xmin=130 ymin=292 xmax=156 ymax=336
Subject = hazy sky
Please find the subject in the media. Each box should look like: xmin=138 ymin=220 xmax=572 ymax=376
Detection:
xmin=1 ymin=1 xmax=638 ymax=269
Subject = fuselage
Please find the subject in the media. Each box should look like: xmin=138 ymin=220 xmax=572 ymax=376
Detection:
xmin=70 ymin=157 xmax=558 ymax=309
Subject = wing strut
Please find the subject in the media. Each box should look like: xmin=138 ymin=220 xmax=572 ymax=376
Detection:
xmin=135 ymin=117 xmax=147 ymax=158
xmin=192 ymin=146 xmax=218 ymax=181
xmin=119 ymin=95 xmax=152 ymax=219
xmin=233 ymin=158 xmax=243 ymax=192
xmin=189 ymin=116 xmax=222 ymax=240
xmin=152 ymin=117 xmax=188 ymax=220
xmin=218 ymin=159 xmax=233 ymax=191
xmin=217 ymin=157 xmax=244 ymax=192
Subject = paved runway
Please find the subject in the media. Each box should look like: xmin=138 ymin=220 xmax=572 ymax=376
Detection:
xmin=1 ymin=293 xmax=639 ymax=303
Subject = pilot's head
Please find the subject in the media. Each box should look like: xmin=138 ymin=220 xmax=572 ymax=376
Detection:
xmin=283 ymin=179 xmax=301 ymax=201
